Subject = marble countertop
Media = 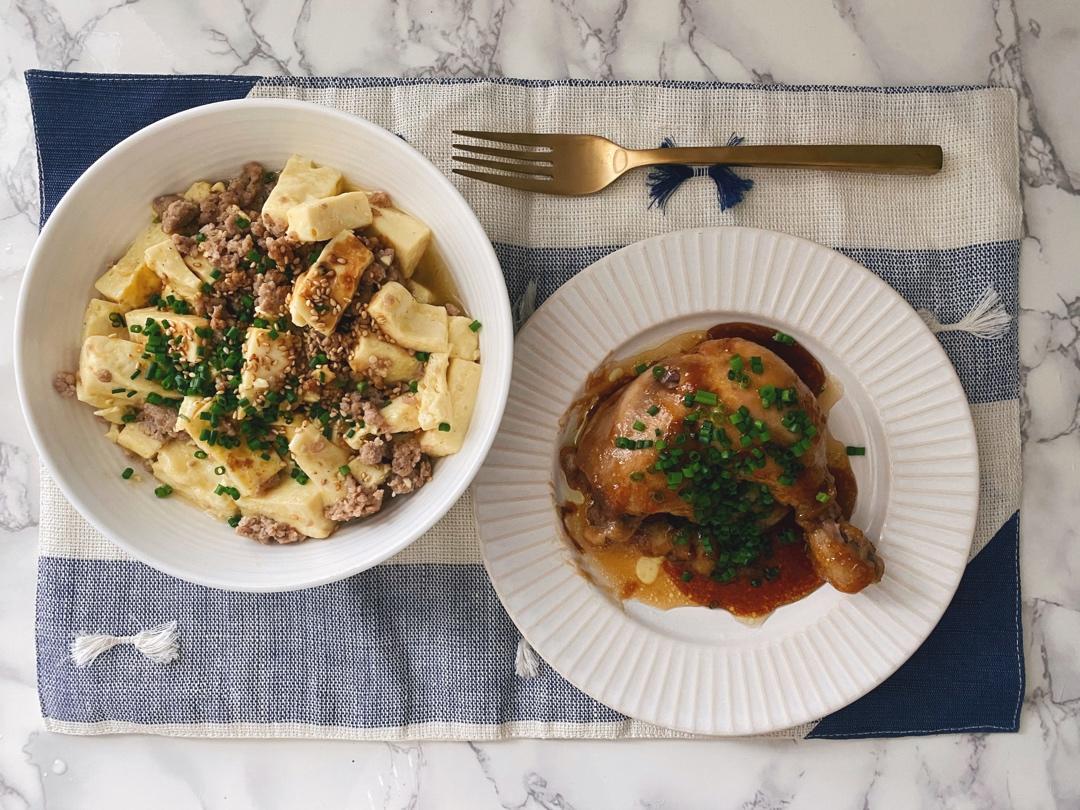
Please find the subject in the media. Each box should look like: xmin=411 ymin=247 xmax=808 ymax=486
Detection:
xmin=1 ymin=1 xmax=1078 ymax=807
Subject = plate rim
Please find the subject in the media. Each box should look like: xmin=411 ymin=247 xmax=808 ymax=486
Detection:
xmin=474 ymin=225 xmax=979 ymax=735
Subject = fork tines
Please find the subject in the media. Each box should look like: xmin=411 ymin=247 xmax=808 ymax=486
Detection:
xmin=451 ymin=130 xmax=557 ymax=192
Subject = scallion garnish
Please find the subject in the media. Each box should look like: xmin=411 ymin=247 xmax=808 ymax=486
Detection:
xmin=468 ymin=320 xmax=482 ymax=332
xmin=846 ymin=445 xmax=866 ymax=456
xmin=438 ymin=422 xmax=451 ymax=432
xmin=121 ymin=467 xmax=134 ymax=480
xmin=154 ymin=484 xmax=173 ymax=498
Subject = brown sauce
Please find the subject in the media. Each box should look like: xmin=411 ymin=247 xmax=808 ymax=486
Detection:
xmin=559 ymin=322 xmax=858 ymax=618
xmin=665 ymin=525 xmax=823 ymax=618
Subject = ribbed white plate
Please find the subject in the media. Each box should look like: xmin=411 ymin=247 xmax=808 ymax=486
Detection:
xmin=473 ymin=227 xmax=978 ymax=736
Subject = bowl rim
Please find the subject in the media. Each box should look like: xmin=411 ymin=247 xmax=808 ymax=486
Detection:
xmin=15 ymin=98 xmax=513 ymax=592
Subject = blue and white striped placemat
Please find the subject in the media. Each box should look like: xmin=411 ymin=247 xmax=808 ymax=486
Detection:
xmin=26 ymin=70 xmax=1023 ymax=739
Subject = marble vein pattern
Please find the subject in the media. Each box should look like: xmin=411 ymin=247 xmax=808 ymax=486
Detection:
xmin=1 ymin=0 xmax=1078 ymax=807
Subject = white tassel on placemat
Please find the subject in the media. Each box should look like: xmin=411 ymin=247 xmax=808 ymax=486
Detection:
xmin=514 ymin=637 xmax=541 ymax=678
xmin=513 ymin=280 xmax=538 ymax=332
xmin=918 ymin=286 xmax=1011 ymax=340
xmin=70 ymin=621 xmax=180 ymax=668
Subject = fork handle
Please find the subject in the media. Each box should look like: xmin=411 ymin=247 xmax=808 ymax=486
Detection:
xmin=629 ymin=144 xmax=943 ymax=176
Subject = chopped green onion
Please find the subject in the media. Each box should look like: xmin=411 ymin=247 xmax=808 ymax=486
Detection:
xmin=750 ymin=356 xmax=764 ymax=374
xmin=651 ymin=365 xmax=666 ymax=379
xmin=415 ymin=351 xmax=430 ymax=361
xmin=681 ymin=571 xmax=693 ymax=582
xmin=846 ymin=445 xmax=866 ymax=456
xmin=438 ymin=422 xmax=451 ymax=432
xmin=773 ymin=331 xmax=795 ymax=345
xmin=338 ymin=465 xmax=351 ymax=476
xmin=194 ymin=233 xmax=207 ymax=243
xmin=816 ymin=491 xmax=831 ymax=503
xmin=108 ymin=313 xmax=124 ymax=328
xmin=632 ymin=420 xmax=646 ymax=432
xmin=235 ymin=216 xmax=250 ymax=229
xmin=110 ymin=387 xmax=126 ymax=394
xmin=408 ymin=381 xmax=419 ymax=393
xmin=646 ymin=405 xmax=660 ymax=416
xmin=468 ymin=320 xmax=482 ymax=332
xmin=121 ymin=467 xmax=134 ymax=480
xmin=629 ymin=471 xmax=645 ymax=482
xmin=634 ymin=363 xmax=648 ymax=375
xmin=356 ymin=380 xmax=369 ymax=393
xmin=692 ymin=390 xmax=718 ymax=406
xmin=154 ymin=484 xmax=173 ymax=498
xmin=228 ymin=514 xmax=241 ymax=527
xmin=194 ymin=450 xmax=208 ymax=459
xmin=214 ymin=465 xmax=226 ymax=476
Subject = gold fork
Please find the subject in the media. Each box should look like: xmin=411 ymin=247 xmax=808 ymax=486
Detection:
xmin=451 ymin=131 xmax=943 ymax=196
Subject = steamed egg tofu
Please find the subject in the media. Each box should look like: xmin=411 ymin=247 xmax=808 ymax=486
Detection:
xmin=286 ymin=192 xmax=373 ymax=242
xmin=289 ymin=230 xmax=373 ymax=335
xmin=367 ymin=281 xmax=449 ymax=354
xmin=261 ymin=155 xmax=343 ymax=231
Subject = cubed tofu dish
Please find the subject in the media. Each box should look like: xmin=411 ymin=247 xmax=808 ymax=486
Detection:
xmin=55 ymin=156 xmax=482 ymax=545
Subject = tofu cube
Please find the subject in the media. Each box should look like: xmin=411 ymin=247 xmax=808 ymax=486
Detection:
xmin=448 ymin=315 xmax=480 ymax=361
xmin=420 ymin=358 xmax=481 ymax=457
xmin=81 ymin=299 xmax=127 ymax=342
xmin=367 ymin=281 xmax=448 ymax=354
xmin=286 ymin=191 xmax=373 ymax=242
xmin=347 ymin=459 xmax=391 ymax=489
xmin=367 ymin=206 xmax=431 ymax=277
xmin=238 ymin=327 xmax=298 ymax=404
xmin=144 ymin=239 xmax=203 ymax=304
xmin=94 ymin=223 xmax=167 ymax=309
xmin=406 ymin=279 xmax=436 ymax=304
xmin=124 ymin=308 xmax=210 ymax=363
xmin=77 ymin=336 xmax=171 ymax=409
xmin=94 ymin=405 xmax=127 ymax=424
xmin=182 ymin=250 xmax=217 ymax=284
xmin=348 ymin=335 xmax=422 ymax=383
xmin=117 ymin=422 xmax=166 ymax=459
xmin=238 ymin=477 xmax=336 ymax=539
xmin=416 ymin=352 xmax=452 ymax=431
xmin=262 ymin=155 xmax=343 ymax=230
xmin=289 ymin=230 xmax=372 ymax=335
xmin=182 ymin=181 xmax=212 ymax=202
xmin=152 ymin=440 xmax=236 ymax=520
xmin=288 ymin=422 xmax=351 ymax=506
xmin=177 ymin=397 xmax=285 ymax=496
xmin=379 ymin=395 xmax=421 ymax=434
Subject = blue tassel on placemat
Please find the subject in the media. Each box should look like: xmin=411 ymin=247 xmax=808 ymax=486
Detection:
xmin=647 ymin=135 xmax=754 ymax=212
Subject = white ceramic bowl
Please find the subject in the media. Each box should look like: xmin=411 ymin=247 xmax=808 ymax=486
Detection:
xmin=16 ymin=99 xmax=513 ymax=592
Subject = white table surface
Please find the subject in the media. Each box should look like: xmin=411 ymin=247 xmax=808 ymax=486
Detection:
xmin=1 ymin=1 xmax=1078 ymax=808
